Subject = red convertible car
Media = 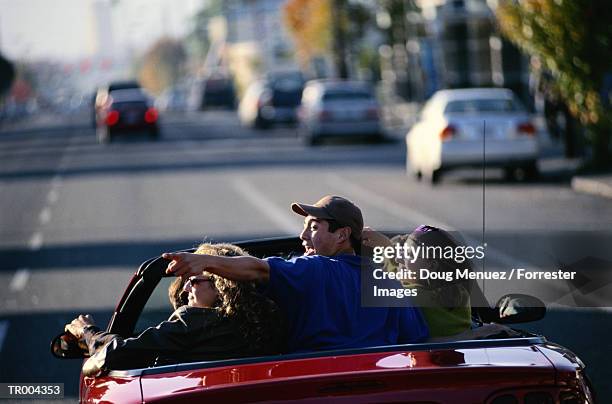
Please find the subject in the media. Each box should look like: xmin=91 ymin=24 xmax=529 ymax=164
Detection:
xmin=52 ymin=237 xmax=595 ymax=403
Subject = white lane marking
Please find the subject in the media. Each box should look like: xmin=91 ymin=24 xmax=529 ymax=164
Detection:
xmin=325 ymin=173 xmax=448 ymax=229
xmin=231 ymin=177 xmax=299 ymax=236
xmin=39 ymin=207 xmax=52 ymax=225
xmin=51 ymin=174 xmax=62 ymax=188
xmin=325 ymin=173 xmax=533 ymax=270
xmin=29 ymin=232 xmax=43 ymax=250
xmin=0 ymin=321 xmax=8 ymax=353
xmin=47 ymin=189 xmax=59 ymax=204
xmin=10 ymin=268 xmax=30 ymax=291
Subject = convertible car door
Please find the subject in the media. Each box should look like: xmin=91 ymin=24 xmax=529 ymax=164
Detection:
xmin=80 ymin=372 xmax=142 ymax=403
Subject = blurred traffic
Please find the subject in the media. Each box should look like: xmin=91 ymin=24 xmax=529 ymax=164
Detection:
xmin=1 ymin=0 xmax=609 ymax=169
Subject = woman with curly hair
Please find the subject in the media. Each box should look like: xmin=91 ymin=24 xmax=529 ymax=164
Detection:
xmin=65 ymin=243 xmax=285 ymax=376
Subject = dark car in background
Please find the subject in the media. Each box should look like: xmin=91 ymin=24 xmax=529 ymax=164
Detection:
xmin=191 ymin=74 xmax=236 ymax=110
xmin=95 ymin=88 xmax=159 ymax=143
xmin=238 ymin=80 xmax=304 ymax=129
xmin=239 ymin=71 xmax=305 ymax=129
xmin=91 ymin=80 xmax=142 ymax=128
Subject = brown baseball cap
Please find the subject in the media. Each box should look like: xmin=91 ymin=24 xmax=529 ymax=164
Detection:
xmin=291 ymin=195 xmax=363 ymax=239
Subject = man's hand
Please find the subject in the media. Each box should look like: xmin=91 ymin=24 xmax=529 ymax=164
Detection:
xmin=362 ymin=226 xmax=392 ymax=248
xmin=65 ymin=314 xmax=96 ymax=339
xmin=164 ymin=252 xmax=270 ymax=282
xmin=163 ymin=252 xmax=208 ymax=278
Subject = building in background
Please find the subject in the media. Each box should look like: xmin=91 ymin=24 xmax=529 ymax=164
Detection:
xmin=200 ymin=0 xmax=297 ymax=96
xmin=383 ymin=0 xmax=528 ymax=104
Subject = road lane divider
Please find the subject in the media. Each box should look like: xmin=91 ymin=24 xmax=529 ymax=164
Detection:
xmin=231 ymin=177 xmax=300 ymax=236
xmin=10 ymin=269 xmax=30 ymax=291
xmin=46 ymin=189 xmax=59 ymax=204
xmin=51 ymin=174 xmax=62 ymax=189
xmin=39 ymin=207 xmax=52 ymax=225
xmin=28 ymin=232 xmax=43 ymax=250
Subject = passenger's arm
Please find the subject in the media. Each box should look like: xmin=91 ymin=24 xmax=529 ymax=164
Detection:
xmin=163 ymin=252 xmax=270 ymax=281
xmin=361 ymin=226 xmax=392 ymax=248
xmin=65 ymin=314 xmax=97 ymax=339
xmin=79 ymin=312 xmax=195 ymax=376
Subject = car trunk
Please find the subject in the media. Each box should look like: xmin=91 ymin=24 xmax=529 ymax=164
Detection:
xmin=321 ymin=99 xmax=378 ymax=122
xmin=113 ymin=101 xmax=148 ymax=126
xmin=446 ymin=114 xmax=529 ymax=141
xmin=272 ymin=89 xmax=302 ymax=107
xmin=139 ymin=344 xmax=556 ymax=403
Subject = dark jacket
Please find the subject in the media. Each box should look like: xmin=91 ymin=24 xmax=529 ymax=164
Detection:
xmin=81 ymin=306 xmax=281 ymax=376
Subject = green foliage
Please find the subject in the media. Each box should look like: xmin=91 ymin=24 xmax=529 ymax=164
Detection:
xmin=496 ymin=0 xmax=612 ymax=166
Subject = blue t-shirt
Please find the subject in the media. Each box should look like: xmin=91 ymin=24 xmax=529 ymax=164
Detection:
xmin=265 ymin=254 xmax=429 ymax=353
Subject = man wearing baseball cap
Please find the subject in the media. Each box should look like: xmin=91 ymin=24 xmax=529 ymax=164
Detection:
xmin=291 ymin=195 xmax=364 ymax=257
xmin=164 ymin=195 xmax=428 ymax=352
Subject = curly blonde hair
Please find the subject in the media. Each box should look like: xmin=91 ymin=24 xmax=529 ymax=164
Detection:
xmin=184 ymin=242 xmax=285 ymax=352
xmin=167 ymin=243 xmax=250 ymax=310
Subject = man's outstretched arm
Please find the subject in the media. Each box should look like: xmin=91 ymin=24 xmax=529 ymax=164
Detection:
xmin=162 ymin=252 xmax=270 ymax=282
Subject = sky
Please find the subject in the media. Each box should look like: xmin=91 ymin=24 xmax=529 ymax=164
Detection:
xmin=0 ymin=0 xmax=204 ymax=62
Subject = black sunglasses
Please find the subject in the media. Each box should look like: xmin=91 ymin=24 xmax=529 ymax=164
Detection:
xmin=186 ymin=277 xmax=213 ymax=287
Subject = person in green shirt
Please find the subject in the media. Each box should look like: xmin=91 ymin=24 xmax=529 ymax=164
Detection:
xmin=363 ymin=225 xmax=472 ymax=339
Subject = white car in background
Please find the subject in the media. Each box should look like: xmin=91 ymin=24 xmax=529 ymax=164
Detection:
xmin=299 ymin=80 xmax=383 ymax=145
xmin=406 ymin=88 xmax=539 ymax=184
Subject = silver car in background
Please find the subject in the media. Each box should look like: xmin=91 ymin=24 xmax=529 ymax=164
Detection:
xmin=406 ymin=88 xmax=539 ymax=184
xmin=299 ymin=80 xmax=382 ymax=145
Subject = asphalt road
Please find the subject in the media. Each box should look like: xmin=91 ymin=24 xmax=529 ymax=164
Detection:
xmin=0 ymin=110 xmax=610 ymax=401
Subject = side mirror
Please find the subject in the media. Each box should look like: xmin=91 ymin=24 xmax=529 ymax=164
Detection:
xmin=50 ymin=332 xmax=89 ymax=359
xmin=495 ymin=294 xmax=546 ymax=324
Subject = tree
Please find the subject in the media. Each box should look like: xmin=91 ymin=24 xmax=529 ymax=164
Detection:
xmin=330 ymin=0 xmax=349 ymax=78
xmin=283 ymin=0 xmax=333 ymax=71
xmin=496 ymin=0 xmax=612 ymax=169
xmin=139 ymin=38 xmax=187 ymax=95
xmin=284 ymin=0 xmax=379 ymax=78
xmin=376 ymin=0 xmax=421 ymax=43
xmin=345 ymin=1 xmax=378 ymax=79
